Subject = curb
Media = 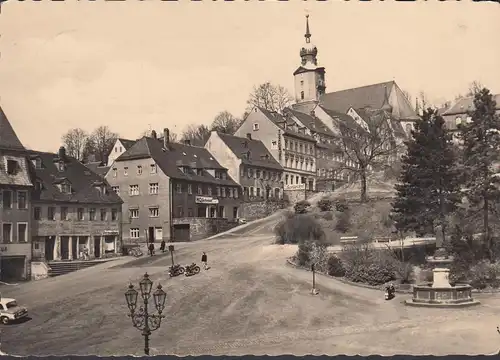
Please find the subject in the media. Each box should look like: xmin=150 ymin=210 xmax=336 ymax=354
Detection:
xmin=286 ymin=258 xmax=500 ymax=295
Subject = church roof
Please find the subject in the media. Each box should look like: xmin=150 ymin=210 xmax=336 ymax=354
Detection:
xmin=285 ymin=108 xmax=335 ymax=137
xmin=0 ymin=106 xmax=25 ymax=151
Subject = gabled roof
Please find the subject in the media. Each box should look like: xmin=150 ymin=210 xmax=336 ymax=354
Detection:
xmin=216 ymin=132 xmax=283 ymax=171
xmin=285 ymin=108 xmax=335 ymax=137
xmin=0 ymin=154 xmax=33 ymax=187
xmin=118 ymin=138 xmax=136 ymax=150
xmin=318 ymin=106 xmax=360 ymax=130
xmin=84 ymin=161 xmax=110 ymax=178
xmin=442 ymin=94 xmax=500 ymax=116
xmin=320 ymin=81 xmax=396 ymax=114
xmin=0 ymin=106 xmax=25 ymax=151
xmin=28 ymin=151 xmax=122 ymax=204
xmin=353 ymin=108 xmax=407 ymax=139
xmin=258 ymin=107 xmax=316 ymax=142
xmin=116 ymin=137 xmax=239 ymax=186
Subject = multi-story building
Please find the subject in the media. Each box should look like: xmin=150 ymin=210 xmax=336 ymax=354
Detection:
xmin=205 ymin=131 xmax=284 ymax=200
xmin=235 ymin=107 xmax=317 ymax=194
xmin=29 ymin=147 xmax=123 ymax=262
xmin=85 ymin=160 xmax=110 ymax=178
xmin=107 ymin=138 xmax=137 ymax=166
xmin=106 ymin=129 xmax=242 ymax=243
xmin=0 ymin=106 xmax=34 ymax=281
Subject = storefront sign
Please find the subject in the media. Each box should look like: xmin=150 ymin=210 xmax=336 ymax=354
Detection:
xmin=103 ymin=230 xmax=119 ymax=235
xmin=284 ymin=184 xmax=306 ymax=191
xmin=195 ymin=196 xmax=219 ymax=204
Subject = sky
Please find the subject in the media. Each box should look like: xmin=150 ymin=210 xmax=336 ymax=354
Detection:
xmin=0 ymin=1 xmax=499 ymax=152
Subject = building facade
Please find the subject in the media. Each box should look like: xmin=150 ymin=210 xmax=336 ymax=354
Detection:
xmin=205 ymin=131 xmax=284 ymax=200
xmin=107 ymin=138 xmax=137 ymax=167
xmin=106 ymin=130 xmax=242 ymax=243
xmin=29 ymin=148 xmax=123 ymax=262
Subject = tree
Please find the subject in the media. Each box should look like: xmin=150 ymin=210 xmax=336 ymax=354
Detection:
xmin=246 ymin=82 xmax=293 ymax=114
xmin=466 ymin=81 xmax=485 ymax=97
xmin=84 ymin=126 xmax=118 ymax=163
xmin=391 ymin=108 xmax=461 ymax=240
xmin=61 ymin=128 xmax=88 ymax=161
xmin=181 ymin=124 xmax=211 ymax=147
xmin=139 ymin=129 xmax=178 ymax=143
xmin=418 ymin=91 xmax=432 ymax=109
xmin=458 ymin=88 xmax=500 ymax=260
xmin=210 ymin=111 xmax=242 ymax=135
xmin=335 ymin=108 xmax=400 ymax=202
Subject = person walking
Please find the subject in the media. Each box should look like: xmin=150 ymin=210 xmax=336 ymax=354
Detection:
xmin=201 ymin=252 xmax=208 ymax=270
xmin=148 ymin=242 xmax=155 ymax=257
xmin=160 ymin=240 xmax=166 ymax=253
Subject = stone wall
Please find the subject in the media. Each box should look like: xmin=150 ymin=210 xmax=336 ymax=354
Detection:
xmin=284 ymin=189 xmax=306 ymax=204
xmin=172 ymin=217 xmax=238 ymax=241
xmin=240 ymin=200 xmax=286 ymax=221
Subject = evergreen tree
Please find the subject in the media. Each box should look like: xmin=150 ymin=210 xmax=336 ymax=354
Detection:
xmin=391 ymin=109 xmax=460 ymax=240
xmin=458 ymin=88 xmax=500 ymax=260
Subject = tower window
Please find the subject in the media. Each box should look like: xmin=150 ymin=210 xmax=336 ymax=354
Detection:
xmin=300 ymin=80 xmax=304 ymax=86
xmin=300 ymin=91 xmax=305 ymax=100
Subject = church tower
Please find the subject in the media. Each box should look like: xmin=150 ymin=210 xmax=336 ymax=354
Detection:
xmin=293 ymin=15 xmax=326 ymax=105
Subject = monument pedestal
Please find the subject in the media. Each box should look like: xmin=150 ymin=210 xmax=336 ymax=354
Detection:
xmin=432 ymin=268 xmax=452 ymax=288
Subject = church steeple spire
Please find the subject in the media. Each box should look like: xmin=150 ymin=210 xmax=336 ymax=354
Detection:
xmin=305 ymin=15 xmax=311 ymax=44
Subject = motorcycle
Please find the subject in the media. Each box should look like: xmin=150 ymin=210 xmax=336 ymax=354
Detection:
xmin=168 ymin=264 xmax=185 ymax=277
xmin=184 ymin=263 xmax=201 ymax=277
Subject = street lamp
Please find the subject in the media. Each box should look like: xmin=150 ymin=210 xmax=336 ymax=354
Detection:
xmin=125 ymin=273 xmax=166 ymax=355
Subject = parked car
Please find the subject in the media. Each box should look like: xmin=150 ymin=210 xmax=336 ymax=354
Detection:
xmin=237 ymin=218 xmax=247 ymax=225
xmin=0 ymin=298 xmax=28 ymax=324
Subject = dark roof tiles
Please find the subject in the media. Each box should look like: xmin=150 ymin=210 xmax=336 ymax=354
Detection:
xmin=0 ymin=106 xmax=25 ymax=151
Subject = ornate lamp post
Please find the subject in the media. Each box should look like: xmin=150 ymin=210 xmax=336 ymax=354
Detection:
xmin=125 ymin=273 xmax=166 ymax=355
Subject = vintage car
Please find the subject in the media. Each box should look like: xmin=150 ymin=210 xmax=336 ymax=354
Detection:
xmin=0 ymin=298 xmax=28 ymax=325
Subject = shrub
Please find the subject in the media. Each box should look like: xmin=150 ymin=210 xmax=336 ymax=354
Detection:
xmin=317 ymin=198 xmax=334 ymax=212
xmin=296 ymin=241 xmax=328 ymax=269
xmin=274 ymin=213 xmax=325 ymax=245
xmin=327 ymin=255 xmax=346 ymax=277
xmin=341 ymin=245 xmax=397 ymax=286
xmin=335 ymin=210 xmax=351 ymax=233
xmin=321 ymin=211 xmax=334 ymax=221
xmin=335 ymin=200 xmax=349 ymax=212
xmin=294 ymin=200 xmax=311 ymax=214
xmin=468 ymin=260 xmax=500 ymax=289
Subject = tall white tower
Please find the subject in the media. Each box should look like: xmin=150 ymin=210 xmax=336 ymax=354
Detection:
xmin=293 ymin=15 xmax=326 ymax=105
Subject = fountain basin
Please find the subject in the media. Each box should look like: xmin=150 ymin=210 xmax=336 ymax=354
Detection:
xmin=404 ymin=282 xmax=480 ymax=308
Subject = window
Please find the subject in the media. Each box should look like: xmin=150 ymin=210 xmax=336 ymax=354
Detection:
xmin=187 ymin=184 xmax=192 ymax=195
xmin=61 ymin=207 xmax=69 ymax=221
xmin=17 ymin=223 xmax=27 ymax=242
xmin=112 ymin=186 xmax=120 ymax=195
xmin=129 ymin=185 xmax=139 ymax=196
xmin=6 ymin=160 xmax=17 ymax=175
xmin=17 ymin=191 xmax=27 ymax=209
xmin=130 ymin=228 xmax=140 ymax=239
xmin=176 ymin=183 xmax=182 ymax=194
xmin=216 ymin=187 xmax=221 ymax=196
xmin=300 ymin=91 xmax=304 ymax=100
xmin=149 ymin=183 xmax=159 ymax=195
xmin=89 ymin=208 xmax=96 ymax=221
xmin=207 ymin=187 xmax=212 ymax=196
xmin=221 ymin=187 xmax=226 ymax=197
xmin=197 ymin=186 xmax=203 ymax=195
xmin=150 ymin=164 xmax=157 ymax=174
xmin=48 ymin=207 xmax=56 ymax=220
xmin=100 ymin=208 xmax=107 ymax=221
xmin=129 ymin=208 xmax=139 ymax=219
xmin=124 ymin=167 xmax=128 ymax=176
xmin=137 ymin=165 xmax=143 ymax=175
xmin=250 ymin=187 xmax=255 ymax=197
xmin=112 ymin=168 xmax=117 ymax=177
xmin=227 ymin=188 xmax=232 ymax=198
xmin=60 ymin=183 xmax=72 ymax=194
xmin=234 ymin=188 xmax=239 ymax=198
xmin=252 ymin=123 xmax=259 ymax=131
xmin=77 ymin=208 xmax=84 ymax=221
xmin=257 ymin=188 xmax=261 ymax=197
xmin=177 ymin=206 xmax=184 ymax=218
xmin=34 ymin=207 xmax=41 ymax=220
xmin=2 ymin=223 xmax=12 ymax=243
xmin=2 ymin=190 xmax=12 ymax=209
xmin=217 ymin=206 xmax=224 ymax=218
xmin=256 ymin=170 xmax=261 ymax=179
xmin=115 ymin=147 xmax=118 ymax=153
xmin=149 ymin=207 xmax=159 ymax=217
xmin=187 ymin=208 xmax=193 ymax=217
xmin=111 ymin=208 xmax=118 ymax=221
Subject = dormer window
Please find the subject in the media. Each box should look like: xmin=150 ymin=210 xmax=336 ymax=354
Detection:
xmin=196 ymin=169 xmax=203 ymax=176
xmin=59 ymin=182 xmax=72 ymax=194
xmin=57 ymin=161 xmax=65 ymax=172
xmin=35 ymin=180 xmax=43 ymax=192
xmin=31 ymin=158 xmax=42 ymax=169
xmin=6 ymin=159 xmax=18 ymax=175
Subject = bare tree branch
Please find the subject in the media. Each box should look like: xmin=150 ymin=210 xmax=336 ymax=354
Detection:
xmin=61 ymin=128 xmax=88 ymax=161
xmin=181 ymin=124 xmax=211 ymax=147
xmin=246 ymin=82 xmax=293 ymax=114
xmin=210 ymin=111 xmax=242 ymax=135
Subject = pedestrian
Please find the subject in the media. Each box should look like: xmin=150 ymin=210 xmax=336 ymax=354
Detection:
xmin=201 ymin=252 xmax=208 ymax=270
xmin=148 ymin=242 xmax=155 ymax=257
xmin=160 ymin=240 xmax=166 ymax=253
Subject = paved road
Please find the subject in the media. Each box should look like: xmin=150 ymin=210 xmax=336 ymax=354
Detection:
xmin=1 ymin=213 xmax=500 ymax=356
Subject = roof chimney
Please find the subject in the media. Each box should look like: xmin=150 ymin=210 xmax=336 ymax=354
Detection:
xmin=246 ymin=133 xmax=252 ymax=140
xmin=58 ymin=146 xmax=66 ymax=160
xmin=163 ymin=128 xmax=170 ymax=148
xmin=184 ymin=139 xmax=191 ymax=146
xmin=151 ymin=130 xmax=157 ymax=139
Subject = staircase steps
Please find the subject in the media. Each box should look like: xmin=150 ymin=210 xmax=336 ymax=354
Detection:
xmin=47 ymin=260 xmax=109 ymax=277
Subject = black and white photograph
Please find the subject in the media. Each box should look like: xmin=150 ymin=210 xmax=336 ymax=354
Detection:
xmin=0 ymin=0 xmax=499 ymax=356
